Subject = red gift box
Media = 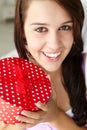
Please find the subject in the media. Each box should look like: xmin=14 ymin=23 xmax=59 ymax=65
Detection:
xmin=0 ymin=57 xmax=52 ymax=124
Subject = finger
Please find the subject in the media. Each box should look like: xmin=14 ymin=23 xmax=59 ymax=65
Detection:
xmin=35 ymin=102 xmax=48 ymax=111
xmin=16 ymin=122 xmax=36 ymax=128
xmin=0 ymin=121 xmax=7 ymax=127
xmin=16 ymin=115 xmax=40 ymax=124
xmin=21 ymin=110 xmax=41 ymax=120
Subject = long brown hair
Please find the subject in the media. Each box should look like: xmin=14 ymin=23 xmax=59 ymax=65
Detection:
xmin=14 ymin=0 xmax=87 ymax=126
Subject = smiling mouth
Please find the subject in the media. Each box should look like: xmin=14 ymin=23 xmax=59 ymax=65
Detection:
xmin=43 ymin=52 xmax=61 ymax=59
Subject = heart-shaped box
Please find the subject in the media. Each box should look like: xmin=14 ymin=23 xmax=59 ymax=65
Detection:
xmin=0 ymin=57 xmax=52 ymax=124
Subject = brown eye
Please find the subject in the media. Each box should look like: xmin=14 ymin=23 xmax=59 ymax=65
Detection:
xmin=35 ymin=27 xmax=47 ymax=33
xmin=59 ymin=25 xmax=72 ymax=31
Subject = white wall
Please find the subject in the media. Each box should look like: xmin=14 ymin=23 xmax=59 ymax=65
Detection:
xmin=0 ymin=0 xmax=16 ymax=21
xmin=81 ymin=0 xmax=87 ymax=88
xmin=81 ymin=0 xmax=87 ymax=53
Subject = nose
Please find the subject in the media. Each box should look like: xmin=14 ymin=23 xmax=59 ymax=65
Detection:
xmin=47 ymin=31 xmax=60 ymax=50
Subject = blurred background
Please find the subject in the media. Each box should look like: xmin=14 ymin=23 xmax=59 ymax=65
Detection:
xmin=0 ymin=0 xmax=16 ymax=58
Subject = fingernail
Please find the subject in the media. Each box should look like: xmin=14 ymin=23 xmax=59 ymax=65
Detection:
xmin=1 ymin=121 xmax=6 ymax=126
xmin=21 ymin=111 xmax=25 ymax=115
xmin=35 ymin=101 xmax=41 ymax=106
xmin=15 ymin=123 xmax=21 ymax=126
xmin=15 ymin=116 xmax=20 ymax=121
xmin=21 ymin=110 xmax=27 ymax=115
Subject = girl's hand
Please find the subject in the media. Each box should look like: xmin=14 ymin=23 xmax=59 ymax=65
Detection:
xmin=16 ymin=99 xmax=60 ymax=128
xmin=0 ymin=121 xmax=6 ymax=129
xmin=0 ymin=121 xmax=23 ymax=130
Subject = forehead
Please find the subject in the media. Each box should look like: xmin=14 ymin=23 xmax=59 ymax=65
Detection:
xmin=25 ymin=0 xmax=71 ymax=25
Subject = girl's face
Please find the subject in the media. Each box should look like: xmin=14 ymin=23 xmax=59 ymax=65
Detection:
xmin=24 ymin=0 xmax=74 ymax=73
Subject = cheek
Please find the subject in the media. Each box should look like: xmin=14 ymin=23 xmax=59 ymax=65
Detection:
xmin=65 ymin=41 xmax=73 ymax=52
xmin=25 ymin=31 xmax=45 ymax=51
xmin=63 ymin=34 xmax=74 ymax=48
xmin=26 ymin=36 xmax=43 ymax=52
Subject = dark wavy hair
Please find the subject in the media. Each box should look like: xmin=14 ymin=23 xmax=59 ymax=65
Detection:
xmin=14 ymin=0 xmax=87 ymax=126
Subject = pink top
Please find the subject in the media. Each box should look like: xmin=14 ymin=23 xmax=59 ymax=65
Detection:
xmin=26 ymin=109 xmax=74 ymax=130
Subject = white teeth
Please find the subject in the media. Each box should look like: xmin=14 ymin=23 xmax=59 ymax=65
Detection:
xmin=44 ymin=52 xmax=61 ymax=58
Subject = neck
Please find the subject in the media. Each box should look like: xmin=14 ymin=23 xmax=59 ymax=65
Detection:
xmin=47 ymin=67 xmax=62 ymax=81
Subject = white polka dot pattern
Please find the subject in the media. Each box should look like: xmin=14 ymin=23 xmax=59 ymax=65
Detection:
xmin=0 ymin=57 xmax=52 ymax=124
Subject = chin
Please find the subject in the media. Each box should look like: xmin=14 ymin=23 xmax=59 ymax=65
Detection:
xmin=44 ymin=66 xmax=60 ymax=73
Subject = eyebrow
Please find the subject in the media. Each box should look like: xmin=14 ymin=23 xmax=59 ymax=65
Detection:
xmin=61 ymin=20 xmax=73 ymax=25
xmin=30 ymin=23 xmax=47 ymax=25
xmin=30 ymin=20 xmax=73 ymax=26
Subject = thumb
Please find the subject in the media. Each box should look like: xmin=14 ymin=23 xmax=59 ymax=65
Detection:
xmin=0 ymin=121 xmax=8 ymax=128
